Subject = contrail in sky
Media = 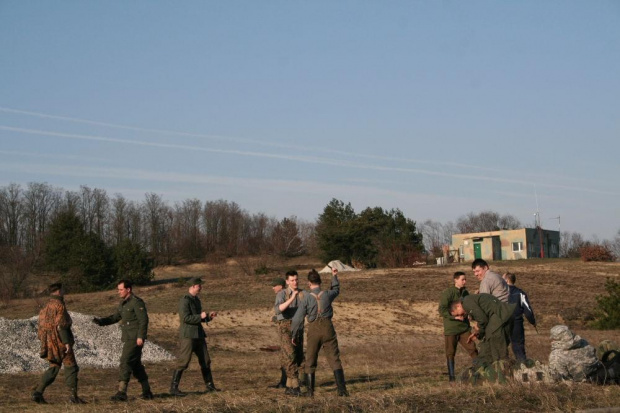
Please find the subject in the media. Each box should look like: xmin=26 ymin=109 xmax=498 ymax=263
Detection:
xmin=0 ymin=106 xmax=503 ymax=173
xmin=0 ymin=124 xmax=616 ymax=196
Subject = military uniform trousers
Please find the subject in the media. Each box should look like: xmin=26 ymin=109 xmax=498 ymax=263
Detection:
xmin=176 ymin=338 xmax=211 ymax=370
xmin=119 ymin=341 xmax=149 ymax=383
xmin=36 ymin=349 xmax=79 ymax=392
xmin=444 ymin=331 xmax=478 ymax=360
xmin=477 ymin=320 xmax=514 ymax=366
xmin=277 ymin=320 xmax=304 ymax=379
xmin=305 ymin=318 xmax=342 ymax=374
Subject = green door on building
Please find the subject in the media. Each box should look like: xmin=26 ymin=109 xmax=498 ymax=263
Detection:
xmin=474 ymin=243 xmax=482 ymax=259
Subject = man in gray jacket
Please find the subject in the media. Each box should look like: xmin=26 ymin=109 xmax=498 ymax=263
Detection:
xmin=169 ymin=277 xmax=218 ymax=396
xmin=472 ymin=259 xmax=509 ymax=302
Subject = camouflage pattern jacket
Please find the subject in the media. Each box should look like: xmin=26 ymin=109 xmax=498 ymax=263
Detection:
xmin=178 ymin=293 xmax=212 ymax=339
xmin=99 ymin=294 xmax=149 ymax=342
xmin=548 ymin=325 xmax=601 ymax=382
xmin=37 ymin=295 xmax=74 ymax=363
xmin=438 ymin=286 xmax=471 ymax=336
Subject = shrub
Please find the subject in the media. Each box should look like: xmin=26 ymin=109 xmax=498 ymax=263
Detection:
xmin=580 ymin=245 xmax=615 ymax=262
xmin=592 ymin=278 xmax=620 ymax=329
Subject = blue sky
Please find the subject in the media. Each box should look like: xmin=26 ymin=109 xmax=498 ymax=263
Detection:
xmin=1 ymin=1 xmax=619 ymax=240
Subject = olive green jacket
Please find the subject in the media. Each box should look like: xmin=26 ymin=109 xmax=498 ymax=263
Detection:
xmin=99 ymin=294 xmax=149 ymax=342
xmin=179 ymin=293 xmax=212 ymax=339
xmin=462 ymin=293 xmax=516 ymax=340
xmin=438 ymin=286 xmax=471 ymax=336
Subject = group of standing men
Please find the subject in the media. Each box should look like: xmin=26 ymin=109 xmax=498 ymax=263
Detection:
xmin=33 ymin=277 xmax=219 ymax=404
xmin=438 ymin=259 xmax=536 ymax=381
xmin=271 ymin=267 xmax=349 ymax=397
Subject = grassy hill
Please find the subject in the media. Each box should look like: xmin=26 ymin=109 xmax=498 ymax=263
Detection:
xmin=1 ymin=258 xmax=619 ymax=412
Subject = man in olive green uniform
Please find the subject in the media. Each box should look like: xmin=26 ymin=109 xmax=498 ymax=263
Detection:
xmin=450 ymin=293 xmax=516 ymax=366
xmin=169 ymin=277 xmax=219 ymax=396
xmin=33 ymin=283 xmax=85 ymax=404
xmin=438 ymin=272 xmax=478 ymax=382
xmin=291 ymin=268 xmax=349 ymax=397
xmin=274 ymin=270 xmax=306 ymax=396
xmin=93 ymin=279 xmax=153 ymax=401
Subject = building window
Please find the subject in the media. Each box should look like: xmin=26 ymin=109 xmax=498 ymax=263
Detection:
xmin=512 ymin=242 xmax=523 ymax=252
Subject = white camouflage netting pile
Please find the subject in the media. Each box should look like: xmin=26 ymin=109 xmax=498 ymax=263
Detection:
xmin=0 ymin=312 xmax=174 ymax=374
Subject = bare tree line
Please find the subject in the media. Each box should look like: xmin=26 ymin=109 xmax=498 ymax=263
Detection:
xmin=0 ymin=182 xmax=316 ymax=267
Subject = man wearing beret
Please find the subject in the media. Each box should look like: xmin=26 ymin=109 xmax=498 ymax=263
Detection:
xmin=93 ymin=279 xmax=153 ymax=401
xmin=169 ymin=277 xmax=219 ymax=396
xmin=274 ymin=270 xmax=306 ymax=396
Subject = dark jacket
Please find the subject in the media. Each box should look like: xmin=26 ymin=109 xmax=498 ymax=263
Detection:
xmin=99 ymin=294 xmax=149 ymax=342
xmin=179 ymin=293 xmax=212 ymax=339
xmin=438 ymin=286 xmax=471 ymax=336
xmin=507 ymin=285 xmax=536 ymax=325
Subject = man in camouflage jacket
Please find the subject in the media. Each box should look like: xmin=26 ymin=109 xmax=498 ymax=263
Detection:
xmin=32 ymin=283 xmax=85 ymax=404
xmin=93 ymin=279 xmax=153 ymax=401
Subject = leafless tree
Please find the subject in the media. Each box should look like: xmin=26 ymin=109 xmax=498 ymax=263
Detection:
xmin=0 ymin=184 xmax=23 ymax=247
xmin=560 ymin=231 xmax=586 ymax=258
xmin=22 ymin=182 xmax=61 ymax=255
xmin=271 ymin=216 xmax=305 ymax=257
xmin=456 ymin=210 xmax=522 ymax=233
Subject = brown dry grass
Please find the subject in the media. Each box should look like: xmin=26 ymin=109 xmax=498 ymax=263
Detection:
xmin=1 ymin=258 xmax=619 ymax=412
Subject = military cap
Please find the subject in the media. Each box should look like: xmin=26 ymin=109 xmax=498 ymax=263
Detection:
xmin=271 ymin=277 xmax=286 ymax=287
xmin=188 ymin=277 xmax=203 ymax=286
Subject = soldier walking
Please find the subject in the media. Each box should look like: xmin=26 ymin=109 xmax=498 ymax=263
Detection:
xmin=169 ymin=277 xmax=219 ymax=396
xmin=438 ymin=272 xmax=478 ymax=382
xmin=274 ymin=270 xmax=306 ymax=396
xmin=291 ymin=267 xmax=349 ymax=397
xmin=32 ymin=282 xmax=85 ymax=404
xmin=93 ymin=279 xmax=153 ymax=401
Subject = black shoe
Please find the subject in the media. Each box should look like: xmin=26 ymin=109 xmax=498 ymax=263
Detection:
xmin=334 ymin=369 xmax=349 ymax=397
xmin=447 ymin=359 xmax=456 ymax=382
xmin=69 ymin=395 xmax=87 ymax=404
xmin=170 ymin=370 xmax=186 ymax=396
xmin=110 ymin=391 xmax=128 ymax=402
xmin=269 ymin=368 xmax=288 ymax=389
xmin=31 ymin=391 xmax=47 ymax=404
xmin=284 ymin=387 xmax=302 ymax=396
xmin=202 ymin=367 xmax=221 ymax=392
xmin=140 ymin=391 xmax=154 ymax=400
xmin=303 ymin=373 xmax=315 ymax=397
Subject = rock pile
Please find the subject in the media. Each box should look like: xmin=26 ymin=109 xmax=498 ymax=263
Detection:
xmin=0 ymin=312 xmax=174 ymax=374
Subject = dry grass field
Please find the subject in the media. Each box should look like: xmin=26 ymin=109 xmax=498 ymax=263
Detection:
xmin=1 ymin=258 xmax=619 ymax=412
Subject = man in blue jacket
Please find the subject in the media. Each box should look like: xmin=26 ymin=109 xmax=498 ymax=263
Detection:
xmin=503 ymin=272 xmax=536 ymax=362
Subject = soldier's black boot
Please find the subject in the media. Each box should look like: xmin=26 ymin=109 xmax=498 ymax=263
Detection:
xmin=334 ymin=369 xmax=349 ymax=397
xmin=139 ymin=380 xmax=154 ymax=400
xmin=31 ymin=391 xmax=47 ymax=404
xmin=69 ymin=388 xmax=86 ymax=404
xmin=110 ymin=381 xmax=128 ymax=402
xmin=201 ymin=367 xmax=221 ymax=392
xmin=303 ymin=373 xmax=315 ymax=397
xmin=447 ymin=359 xmax=456 ymax=382
xmin=269 ymin=368 xmax=287 ymax=389
xmin=169 ymin=369 xmax=186 ymax=396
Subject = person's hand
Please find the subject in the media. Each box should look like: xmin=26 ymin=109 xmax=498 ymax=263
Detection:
xmin=65 ymin=344 xmax=71 ymax=353
xmin=209 ymin=311 xmax=217 ymax=319
xmin=466 ymin=333 xmax=478 ymax=344
xmin=137 ymin=338 xmax=144 ymax=346
xmin=200 ymin=311 xmax=207 ymax=319
xmin=291 ymin=338 xmax=296 ymax=346
xmin=291 ymin=290 xmax=299 ymax=298
xmin=332 ymin=268 xmax=339 ymax=276
xmin=453 ymin=315 xmax=465 ymax=321
xmin=92 ymin=317 xmax=102 ymax=326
